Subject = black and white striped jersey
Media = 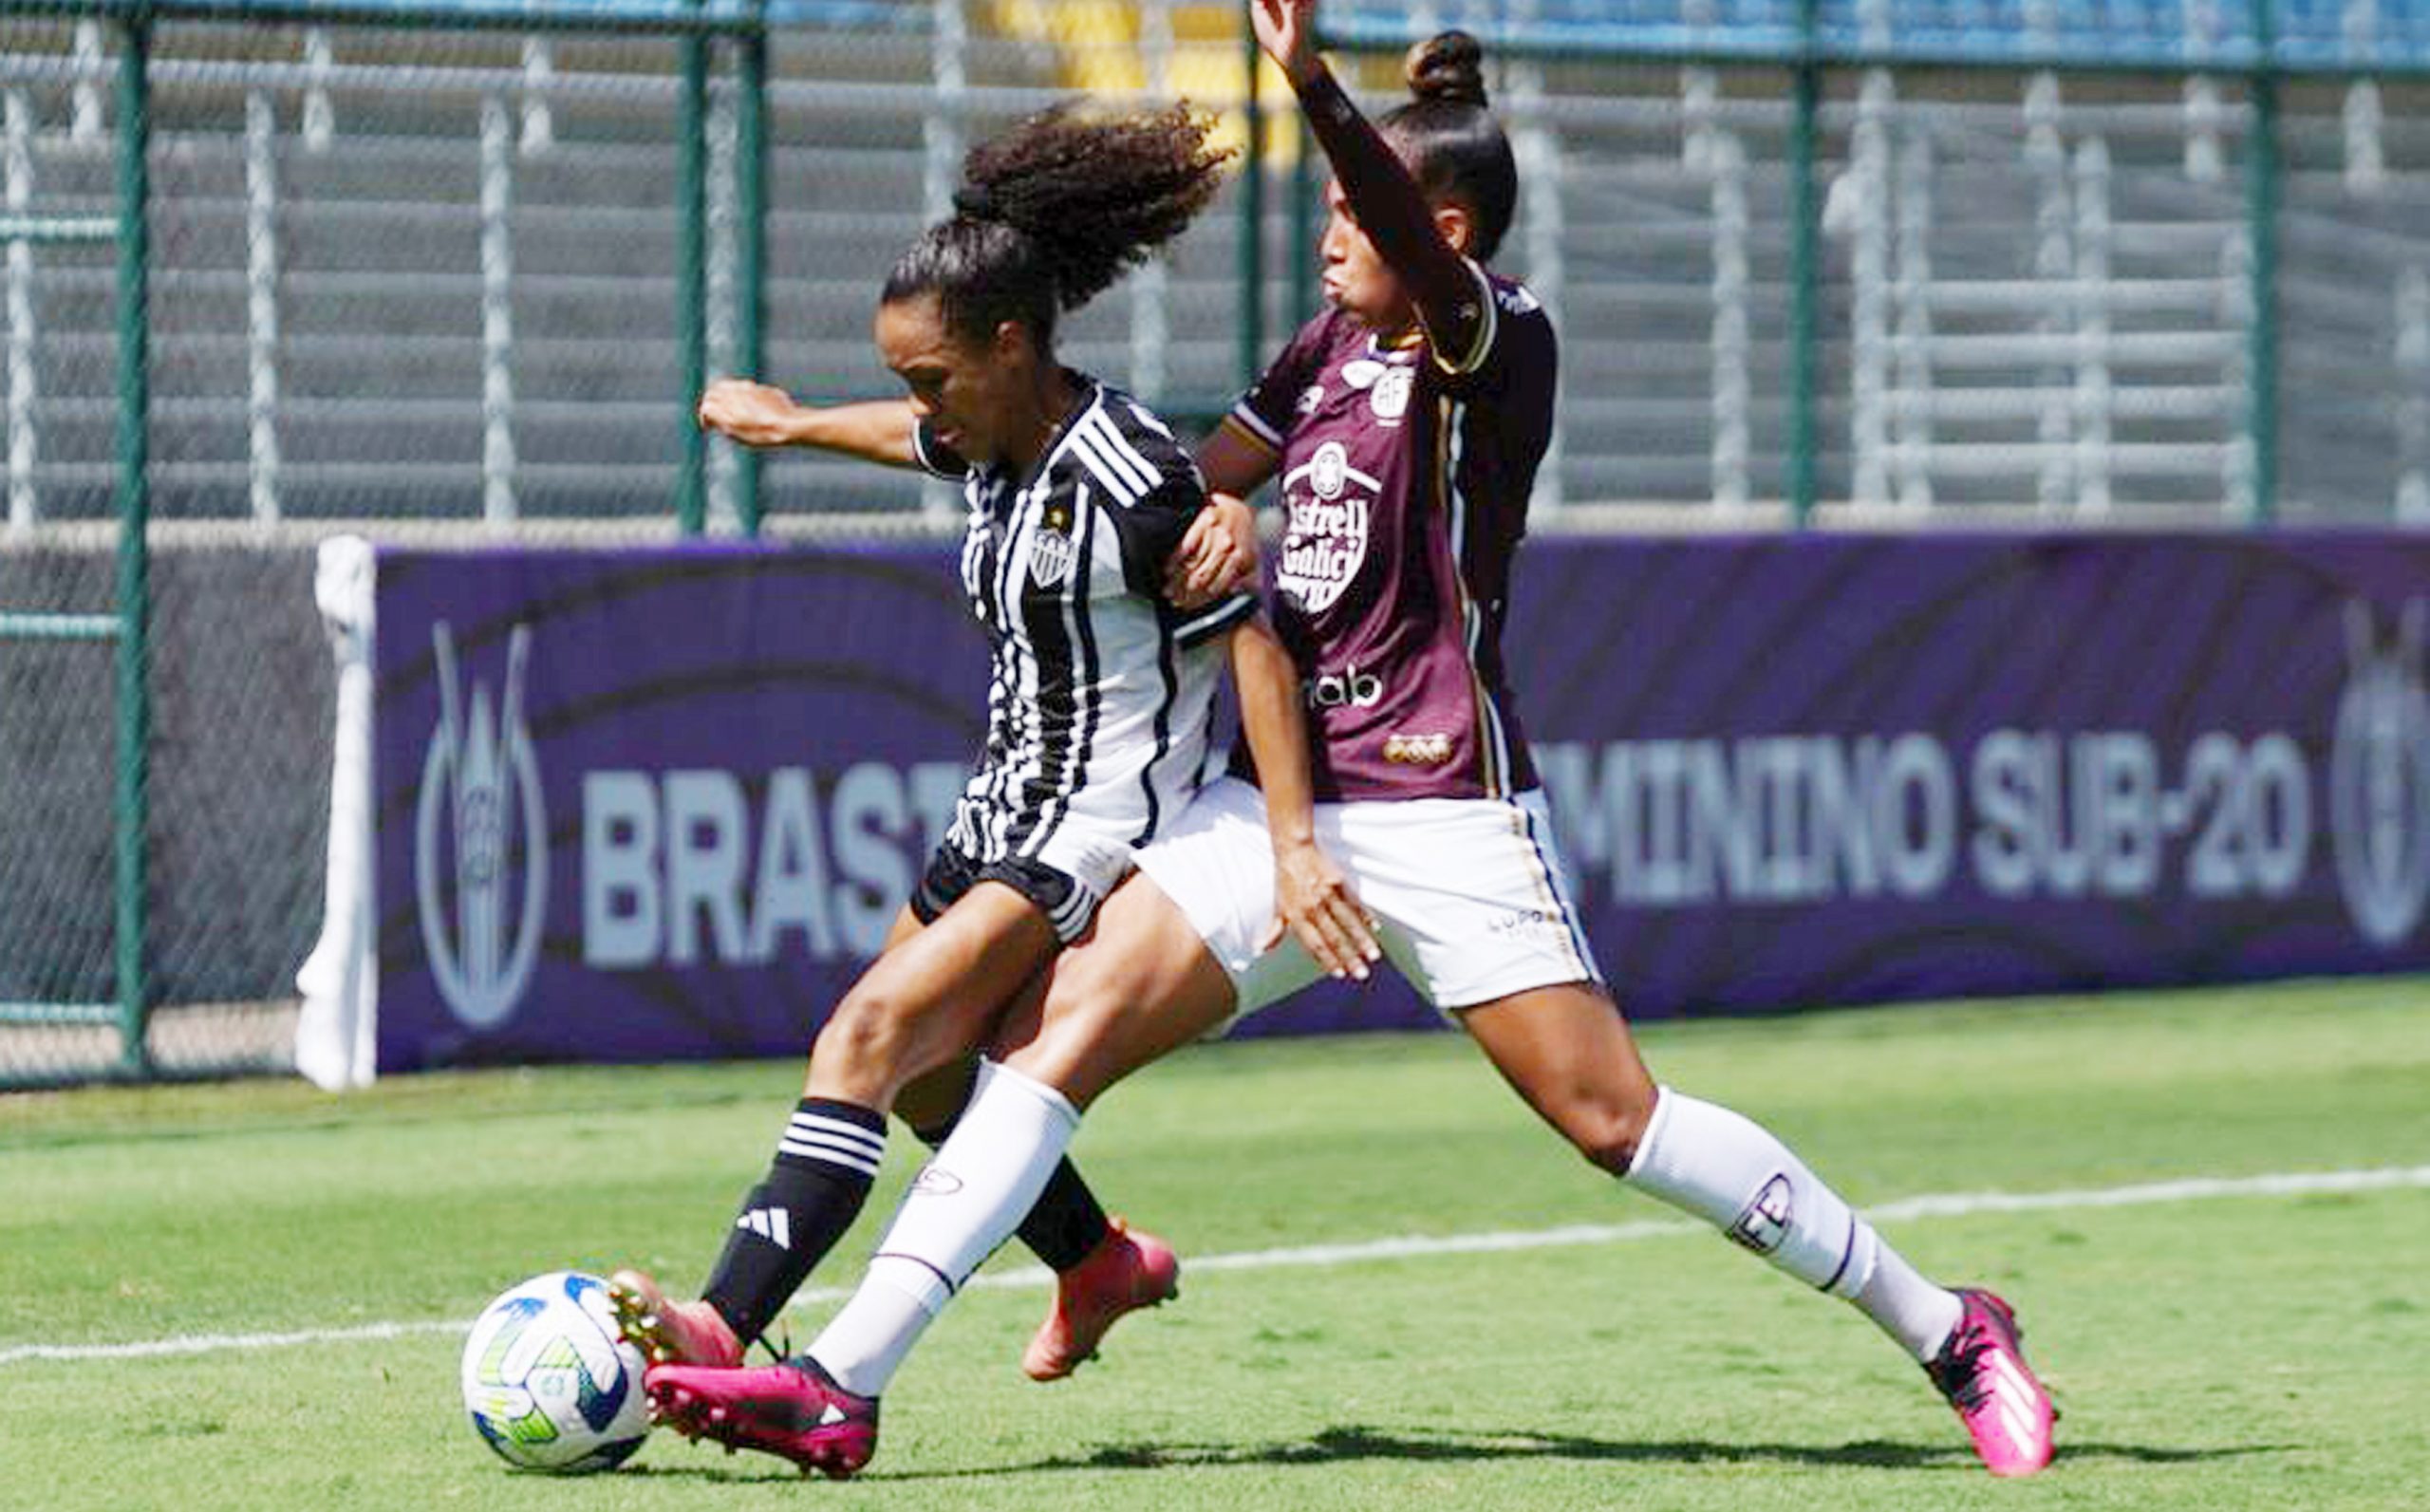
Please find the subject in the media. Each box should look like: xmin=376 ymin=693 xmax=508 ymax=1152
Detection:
xmin=912 ymin=372 xmax=1258 ymax=896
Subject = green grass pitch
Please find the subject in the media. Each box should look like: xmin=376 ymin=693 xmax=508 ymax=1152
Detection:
xmin=4 ymin=978 xmax=2427 ymax=1510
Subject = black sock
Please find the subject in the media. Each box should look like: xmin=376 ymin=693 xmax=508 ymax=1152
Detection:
xmin=911 ymin=1111 xmax=1111 ymax=1274
xmin=701 ymin=1097 xmax=887 ymax=1344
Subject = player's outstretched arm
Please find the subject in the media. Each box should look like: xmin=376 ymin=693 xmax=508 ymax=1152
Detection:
xmin=1226 ymin=614 xmax=1379 ymax=980
xmin=699 ymin=379 xmax=922 ymax=469
xmin=1252 ymin=0 xmax=1486 ymax=363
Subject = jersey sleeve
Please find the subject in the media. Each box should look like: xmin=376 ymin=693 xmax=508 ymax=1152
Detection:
xmin=1097 ymin=457 xmax=1260 ymax=648
xmin=1101 ymin=464 xmax=1210 ymax=598
xmin=1448 ymin=278 xmax=1558 ymax=407
xmin=1170 ymin=589 xmax=1260 ymax=649
xmin=910 ymin=416 xmax=971 ymax=480
xmin=1220 ymin=317 xmax=1328 ymax=464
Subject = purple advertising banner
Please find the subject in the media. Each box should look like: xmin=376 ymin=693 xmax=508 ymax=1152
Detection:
xmin=375 ymin=532 xmax=2430 ymax=1073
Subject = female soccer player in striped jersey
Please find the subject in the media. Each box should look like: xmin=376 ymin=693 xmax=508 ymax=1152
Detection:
xmin=644 ymin=3 xmax=2053 ymax=1482
xmin=606 ymin=98 xmax=1375 ymax=1393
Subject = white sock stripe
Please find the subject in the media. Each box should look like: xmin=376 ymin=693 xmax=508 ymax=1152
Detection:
xmin=783 ymin=1122 xmax=885 ymax=1159
xmin=777 ymin=1133 xmax=885 ymax=1175
xmin=782 ymin=1121 xmax=886 ymax=1156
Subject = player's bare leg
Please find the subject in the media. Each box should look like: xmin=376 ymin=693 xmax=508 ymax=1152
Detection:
xmin=1460 ymin=980 xmax=2053 ymax=1477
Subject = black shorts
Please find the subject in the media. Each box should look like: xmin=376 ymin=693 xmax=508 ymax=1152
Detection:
xmin=910 ymin=842 xmax=1104 ymax=945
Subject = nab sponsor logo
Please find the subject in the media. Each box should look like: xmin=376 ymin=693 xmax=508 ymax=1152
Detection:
xmin=2330 ymin=600 xmax=2430 ymax=946
xmin=1303 ymin=661 xmax=1384 ymax=710
xmin=416 ymin=623 xmax=547 ymax=1031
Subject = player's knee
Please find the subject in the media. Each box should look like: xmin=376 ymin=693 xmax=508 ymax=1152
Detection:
xmin=1562 ymin=1098 xmax=1656 ymax=1176
xmin=814 ymin=987 xmax=922 ymax=1085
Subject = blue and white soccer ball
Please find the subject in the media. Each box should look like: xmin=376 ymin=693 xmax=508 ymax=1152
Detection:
xmin=459 ymin=1270 xmax=651 ymax=1473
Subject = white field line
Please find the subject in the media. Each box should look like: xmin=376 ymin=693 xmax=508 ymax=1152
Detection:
xmin=7 ymin=1162 xmax=2425 ymax=1367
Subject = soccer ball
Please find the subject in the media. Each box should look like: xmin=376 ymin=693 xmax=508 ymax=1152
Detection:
xmin=459 ymin=1270 xmax=651 ymax=1473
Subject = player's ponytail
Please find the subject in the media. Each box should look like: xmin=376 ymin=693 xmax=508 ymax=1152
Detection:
xmin=884 ymin=101 xmax=1232 ymax=350
xmin=1381 ymin=30 xmax=1518 ymax=262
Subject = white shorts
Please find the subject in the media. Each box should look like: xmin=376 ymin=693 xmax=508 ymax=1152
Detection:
xmin=1131 ymin=775 xmax=1604 ymax=1019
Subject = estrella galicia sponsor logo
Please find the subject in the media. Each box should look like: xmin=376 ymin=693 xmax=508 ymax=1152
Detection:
xmin=1278 ymin=442 xmax=1379 ymax=613
xmin=416 ymin=622 xmax=548 ymax=1029
xmin=1728 ymin=1173 xmax=1794 ymax=1257
xmin=2330 ymin=600 xmax=2430 ymax=947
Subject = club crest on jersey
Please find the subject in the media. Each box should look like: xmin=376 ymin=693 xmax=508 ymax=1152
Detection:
xmin=1370 ymin=364 xmax=1414 ymax=423
xmin=1310 ymin=442 xmax=1349 ymax=500
xmin=1729 ymin=1173 xmax=1795 ymax=1256
xmin=1028 ymin=510 xmax=1076 ymax=588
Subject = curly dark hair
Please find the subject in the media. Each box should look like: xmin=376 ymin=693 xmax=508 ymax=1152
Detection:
xmin=1380 ymin=31 xmax=1519 ymax=262
xmin=882 ymin=100 xmax=1233 ymax=350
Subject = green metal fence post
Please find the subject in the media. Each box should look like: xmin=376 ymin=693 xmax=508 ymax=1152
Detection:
xmin=734 ymin=3 xmax=767 ymax=536
xmin=2246 ymin=0 xmax=2281 ymax=527
xmin=675 ymin=2 xmax=708 ymax=535
xmin=1288 ymin=114 xmax=1315 ymax=327
xmin=1237 ymin=11 xmax=1265 ymax=391
xmin=114 ymin=9 xmax=153 ymax=1076
xmin=1787 ymin=0 xmax=1822 ymax=527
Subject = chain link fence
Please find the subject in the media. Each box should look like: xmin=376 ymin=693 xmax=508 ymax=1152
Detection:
xmin=4 ymin=1 xmax=2430 ymax=1086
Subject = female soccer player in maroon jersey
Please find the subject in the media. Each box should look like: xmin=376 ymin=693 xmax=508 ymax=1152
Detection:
xmin=645 ymin=4 xmax=2053 ymax=1482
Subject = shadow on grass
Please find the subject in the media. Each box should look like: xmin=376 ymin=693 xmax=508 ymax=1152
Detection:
xmin=626 ymin=1424 xmax=2279 ymax=1483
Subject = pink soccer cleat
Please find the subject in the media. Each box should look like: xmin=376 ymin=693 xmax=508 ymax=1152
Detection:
xmin=607 ymin=1268 xmax=744 ymax=1369
xmin=645 ymin=1357 xmax=879 ymax=1480
xmin=1925 ymin=1288 xmax=2056 ymax=1477
xmin=1022 ymin=1216 xmax=1181 ymax=1382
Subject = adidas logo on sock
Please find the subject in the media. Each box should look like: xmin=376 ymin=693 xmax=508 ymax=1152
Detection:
xmin=736 ymin=1206 xmax=792 ymax=1251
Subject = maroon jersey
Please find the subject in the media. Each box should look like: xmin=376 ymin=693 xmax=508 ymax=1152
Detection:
xmin=1224 ymin=264 xmax=1555 ymax=801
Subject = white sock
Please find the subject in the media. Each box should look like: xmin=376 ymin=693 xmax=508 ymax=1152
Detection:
xmin=1626 ymin=1086 xmax=1961 ymax=1360
xmin=809 ymin=1059 xmax=1080 ymax=1397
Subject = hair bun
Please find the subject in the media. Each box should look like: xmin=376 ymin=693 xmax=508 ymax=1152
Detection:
xmin=1404 ymin=29 xmax=1488 ymax=109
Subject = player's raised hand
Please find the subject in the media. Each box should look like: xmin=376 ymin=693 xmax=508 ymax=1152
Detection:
xmin=1263 ymin=837 xmax=1380 ymax=981
xmin=698 ymin=378 xmax=807 ymax=448
xmin=1165 ymin=495 xmax=1260 ymax=609
xmin=1250 ymin=0 xmax=1325 ymax=84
